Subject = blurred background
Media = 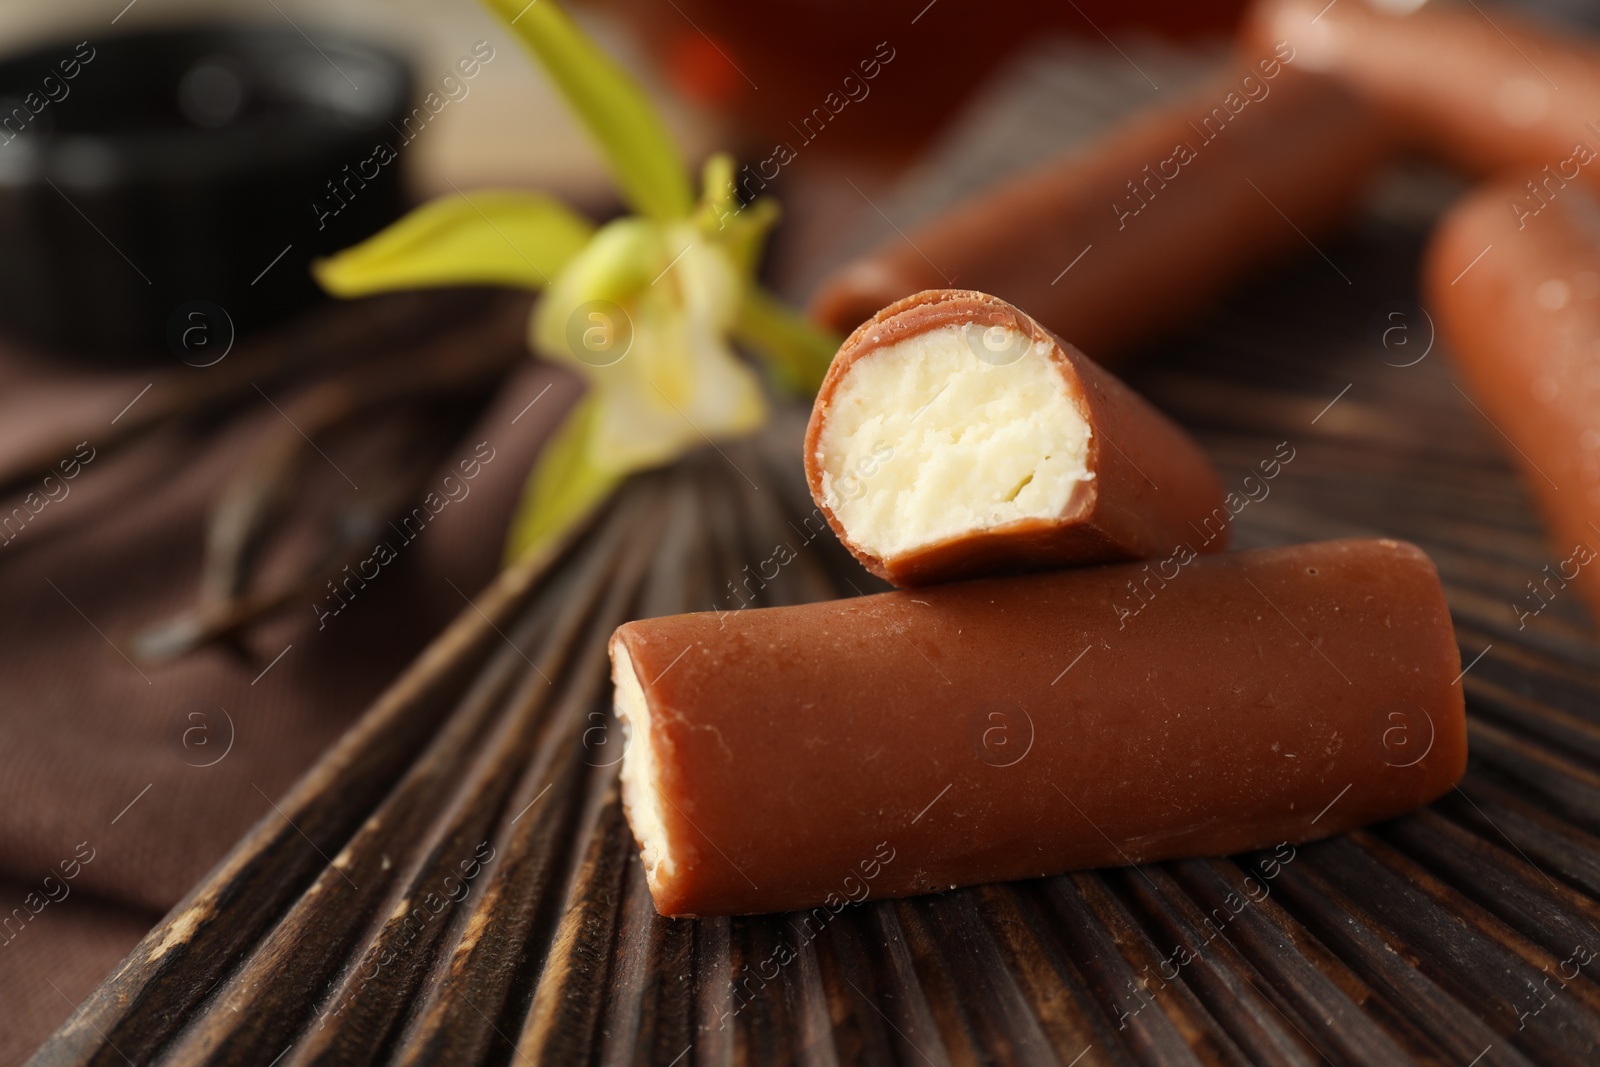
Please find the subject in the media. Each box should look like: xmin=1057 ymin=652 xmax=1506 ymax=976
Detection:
xmin=5 ymin=0 xmax=1600 ymax=1063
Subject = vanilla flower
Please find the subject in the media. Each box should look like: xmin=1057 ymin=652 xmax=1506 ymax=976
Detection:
xmin=314 ymin=0 xmax=835 ymax=559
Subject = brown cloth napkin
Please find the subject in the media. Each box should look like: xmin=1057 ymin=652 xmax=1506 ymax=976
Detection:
xmin=0 ymin=328 xmax=580 ymax=1064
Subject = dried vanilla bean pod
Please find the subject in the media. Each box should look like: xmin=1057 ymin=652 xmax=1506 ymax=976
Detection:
xmin=130 ymin=299 xmax=530 ymax=660
xmin=0 ymin=290 xmax=490 ymax=503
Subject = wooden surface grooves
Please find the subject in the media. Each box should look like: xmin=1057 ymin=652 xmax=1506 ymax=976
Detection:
xmin=31 ymin=226 xmax=1600 ymax=1066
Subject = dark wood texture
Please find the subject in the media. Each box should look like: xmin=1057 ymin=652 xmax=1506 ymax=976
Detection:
xmin=29 ymin=222 xmax=1600 ymax=1065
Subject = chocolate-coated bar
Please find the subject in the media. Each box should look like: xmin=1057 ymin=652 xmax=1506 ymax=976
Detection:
xmin=804 ymin=290 xmax=1227 ymax=586
xmin=808 ymin=66 xmax=1388 ymax=356
xmin=611 ymin=539 xmax=1466 ymax=917
xmin=1243 ymin=0 xmax=1600 ymax=179
xmin=1426 ymin=179 xmax=1600 ymax=623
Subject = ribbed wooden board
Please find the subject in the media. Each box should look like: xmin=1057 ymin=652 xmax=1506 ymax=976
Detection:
xmin=30 ymin=223 xmax=1600 ymax=1067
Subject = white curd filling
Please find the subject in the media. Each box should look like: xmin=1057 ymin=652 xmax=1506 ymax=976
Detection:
xmin=613 ymin=643 xmax=676 ymax=889
xmin=815 ymin=324 xmax=1093 ymax=559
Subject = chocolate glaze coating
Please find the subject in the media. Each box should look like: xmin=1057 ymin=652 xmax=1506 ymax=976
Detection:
xmin=1244 ymin=0 xmax=1600 ymax=179
xmin=807 ymin=66 xmax=1389 ymax=354
xmin=612 ymin=539 xmax=1466 ymax=917
xmin=1426 ymin=180 xmax=1600 ymax=623
xmin=804 ymin=290 xmax=1228 ymax=586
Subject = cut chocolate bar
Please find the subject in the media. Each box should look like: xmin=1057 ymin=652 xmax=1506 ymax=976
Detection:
xmin=805 ymin=290 xmax=1226 ymax=586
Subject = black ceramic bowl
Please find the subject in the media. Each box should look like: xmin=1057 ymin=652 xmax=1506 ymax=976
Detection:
xmin=0 ymin=25 xmax=413 ymax=357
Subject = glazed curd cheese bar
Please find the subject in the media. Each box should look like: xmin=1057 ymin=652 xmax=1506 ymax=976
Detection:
xmin=804 ymin=290 xmax=1226 ymax=586
xmin=1243 ymin=0 xmax=1600 ymax=180
xmin=808 ymin=67 xmax=1388 ymax=357
xmin=610 ymin=539 xmax=1466 ymax=917
xmin=1427 ymin=180 xmax=1600 ymax=622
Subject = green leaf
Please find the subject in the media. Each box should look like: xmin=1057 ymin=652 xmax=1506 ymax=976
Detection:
xmin=504 ymin=393 xmax=624 ymax=564
xmin=732 ymin=284 xmax=841 ymax=395
xmin=482 ymin=0 xmax=693 ymax=221
xmin=313 ymin=190 xmax=594 ymax=297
